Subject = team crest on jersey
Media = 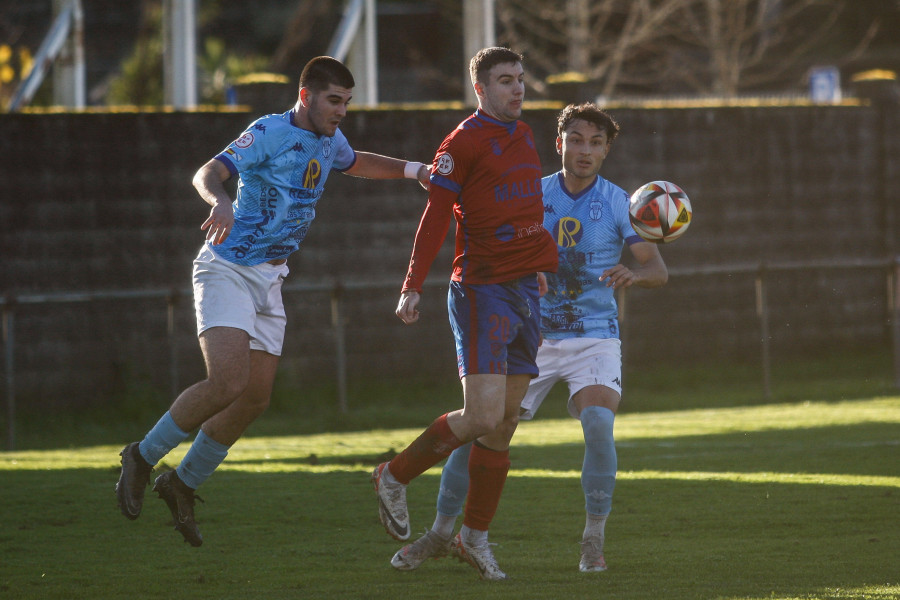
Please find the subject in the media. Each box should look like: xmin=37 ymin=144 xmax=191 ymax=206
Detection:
xmin=235 ymin=132 xmax=254 ymax=148
xmin=436 ymin=153 xmax=454 ymax=175
xmin=554 ymin=217 xmax=583 ymax=248
xmin=322 ymin=137 xmax=332 ymax=157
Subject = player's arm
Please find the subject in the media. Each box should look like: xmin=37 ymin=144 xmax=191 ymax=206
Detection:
xmin=345 ymin=151 xmax=430 ymax=189
xmin=600 ymin=242 xmax=668 ymax=289
xmin=396 ymin=186 xmax=455 ymax=324
xmin=193 ymin=158 xmax=235 ymax=245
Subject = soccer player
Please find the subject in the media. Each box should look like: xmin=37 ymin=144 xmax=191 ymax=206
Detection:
xmin=115 ymin=56 xmax=430 ymax=546
xmin=372 ymin=47 xmax=558 ymax=580
xmin=389 ymin=103 xmax=668 ymax=574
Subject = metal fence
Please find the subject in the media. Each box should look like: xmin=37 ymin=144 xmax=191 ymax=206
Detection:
xmin=3 ymin=257 xmax=899 ymax=450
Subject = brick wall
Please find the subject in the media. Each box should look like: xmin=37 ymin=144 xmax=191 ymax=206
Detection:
xmin=1 ymin=103 xmax=898 ymax=408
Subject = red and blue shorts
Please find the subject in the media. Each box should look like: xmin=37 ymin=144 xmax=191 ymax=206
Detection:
xmin=447 ymin=275 xmax=542 ymax=379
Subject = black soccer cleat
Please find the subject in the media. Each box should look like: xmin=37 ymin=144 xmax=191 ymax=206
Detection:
xmin=153 ymin=470 xmax=204 ymax=547
xmin=116 ymin=442 xmax=153 ymax=520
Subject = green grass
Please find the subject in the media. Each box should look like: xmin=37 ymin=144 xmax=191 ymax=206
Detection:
xmin=2 ymin=396 xmax=898 ymax=600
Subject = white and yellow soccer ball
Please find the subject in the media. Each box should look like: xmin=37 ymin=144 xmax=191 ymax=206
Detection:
xmin=628 ymin=180 xmax=692 ymax=243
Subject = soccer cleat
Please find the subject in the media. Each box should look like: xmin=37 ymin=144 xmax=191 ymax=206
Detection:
xmin=579 ymin=535 xmax=608 ymax=572
xmin=116 ymin=442 xmax=153 ymax=520
xmin=390 ymin=529 xmax=451 ymax=571
xmin=372 ymin=462 xmax=410 ymax=541
xmin=153 ymin=470 xmax=204 ymax=547
xmin=451 ymin=532 xmax=508 ymax=581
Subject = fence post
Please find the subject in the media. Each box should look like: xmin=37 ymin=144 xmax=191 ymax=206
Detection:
xmin=755 ymin=263 xmax=772 ymax=400
xmin=2 ymin=300 xmax=16 ymax=450
xmin=892 ymin=257 xmax=900 ymax=389
xmin=330 ymin=283 xmax=348 ymax=413
xmin=166 ymin=290 xmax=180 ymax=399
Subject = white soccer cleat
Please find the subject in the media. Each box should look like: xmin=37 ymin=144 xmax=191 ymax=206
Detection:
xmin=390 ymin=529 xmax=451 ymax=570
xmin=372 ymin=462 xmax=410 ymax=541
xmin=579 ymin=535 xmax=608 ymax=572
xmin=451 ymin=532 xmax=508 ymax=581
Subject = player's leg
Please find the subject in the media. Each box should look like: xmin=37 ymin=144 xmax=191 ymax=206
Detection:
xmin=374 ymin=282 xmax=510 ymax=542
xmin=151 ymin=347 xmax=278 ymax=547
xmin=573 ymin=384 xmax=619 ymax=572
xmin=452 ymin=373 xmax=528 ymax=580
xmin=116 ymin=326 xmax=251 ymax=521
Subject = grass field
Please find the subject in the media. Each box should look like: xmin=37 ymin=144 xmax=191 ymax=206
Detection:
xmin=1 ymin=391 xmax=898 ymax=599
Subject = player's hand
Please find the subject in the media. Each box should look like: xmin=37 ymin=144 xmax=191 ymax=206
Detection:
xmin=417 ymin=164 xmax=431 ymax=191
xmin=396 ymin=290 xmax=421 ymax=324
xmin=201 ymin=202 xmax=235 ymax=245
xmin=536 ymin=272 xmax=548 ymax=297
xmin=599 ymin=264 xmax=637 ymax=289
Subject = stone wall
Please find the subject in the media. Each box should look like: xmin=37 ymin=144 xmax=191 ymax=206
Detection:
xmin=1 ymin=103 xmax=897 ymax=408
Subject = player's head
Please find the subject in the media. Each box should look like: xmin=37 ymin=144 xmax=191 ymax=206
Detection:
xmin=556 ymin=103 xmax=620 ymax=179
xmin=469 ymin=47 xmax=525 ymax=122
xmin=299 ymin=56 xmax=355 ymax=92
xmin=557 ymin=102 xmax=620 ymax=142
xmin=296 ymin=56 xmax=355 ymax=137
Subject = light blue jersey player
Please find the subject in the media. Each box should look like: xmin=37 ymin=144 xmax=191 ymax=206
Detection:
xmin=116 ymin=57 xmax=430 ymax=547
xmin=212 ymin=110 xmax=356 ymax=265
xmin=540 ymin=171 xmax=643 ymax=340
xmin=390 ymin=103 xmax=668 ymax=575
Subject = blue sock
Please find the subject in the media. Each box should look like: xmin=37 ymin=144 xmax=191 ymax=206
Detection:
xmin=581 ymin=405 xmax=617 ymax=515
xmin=437 ymin=442 xmax=472 ymax=518
xmin=176 ymin=429 xmax=230 ymax=490
xmin=138 ymin=411 xmax=190 ymax=466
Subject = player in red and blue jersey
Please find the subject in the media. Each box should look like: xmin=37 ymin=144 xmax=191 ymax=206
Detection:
xmin=372 ymin=47 xmax=557 ymax=581
xmin=392 ymin=103 xmax=669 ymax=575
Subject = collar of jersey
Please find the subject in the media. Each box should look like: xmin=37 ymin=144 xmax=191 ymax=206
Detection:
xmin=557 ymin=171 xmax=604 ymax=202
xmin=475 ymin=109 xmax=518 ymax=134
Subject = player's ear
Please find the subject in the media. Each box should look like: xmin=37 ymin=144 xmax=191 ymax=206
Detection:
xmin=299 ymin=87 xmax=310 ymax=107
xmin=556 ymin=136 xmax=563 ymax=155
xmin=473 ymin=81 xmax=484 ymax=99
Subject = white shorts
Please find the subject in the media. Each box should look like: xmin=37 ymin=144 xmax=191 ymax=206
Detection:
xmin=519 ymin=337 xmax=622 ymax=420
xmin=192 ymin=245 xmax=289 ymax=356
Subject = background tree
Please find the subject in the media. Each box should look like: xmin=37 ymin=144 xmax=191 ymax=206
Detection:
xmin=496 ymin=0 xmax=896 ymax=98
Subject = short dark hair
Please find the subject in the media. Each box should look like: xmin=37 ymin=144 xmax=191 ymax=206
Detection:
xmin=469 ymin=47 xmax=523 ymax=87
xmin=557 ymin=102 xmax=620 ymax=142
xmin=299 ymin=56 xmax=355 ymax=92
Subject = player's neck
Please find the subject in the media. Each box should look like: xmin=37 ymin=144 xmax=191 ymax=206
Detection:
xmin=561 ymin=171 xmax=597 ymax=196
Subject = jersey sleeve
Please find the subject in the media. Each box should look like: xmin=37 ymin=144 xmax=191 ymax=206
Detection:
xmin=329 ymin=129 xmax=357 ymax=172
xmin=402 ymin=184 xmax=456 ymax=293
xmin=214 ymin=118 xmax=278 ymax=177
xmin=615 ymin=187 xmax=644 ymax=246
xmin=429 ymin=129 xmax=475 ymax=195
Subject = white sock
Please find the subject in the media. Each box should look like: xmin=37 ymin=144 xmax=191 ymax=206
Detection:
xmin=431 ymin=514 xmax=456 ymax=539
xmin=584 ymin=512 xmax=608 ymax=540
xmin=460 ymin=524 xmax=488 ymax=546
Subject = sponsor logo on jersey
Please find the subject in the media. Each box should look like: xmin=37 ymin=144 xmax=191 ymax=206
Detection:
xmin=554 ymin=217 xmax=583 ymax=248
xmin=291 ymin=142 xmax=304 ymax=153
xmin=253 ymin=124 xmax=267 ymax=134
xmin=436 ymin=153 xmax=454 ymax=175
xmin=235 ymin=132 xmax=254 ymax=149
xmin=303 ymin=159 xmax=322 ymax=188
xmin=494 ymin=177 xmax=540 ymax=203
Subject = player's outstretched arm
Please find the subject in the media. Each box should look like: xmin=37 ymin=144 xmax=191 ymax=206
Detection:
xmin=345 ymin=151 xmax=430 ymax=189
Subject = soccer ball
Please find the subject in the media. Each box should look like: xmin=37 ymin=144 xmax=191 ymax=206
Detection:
xmin=628 ymin=181 xmax=692 ymax=243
